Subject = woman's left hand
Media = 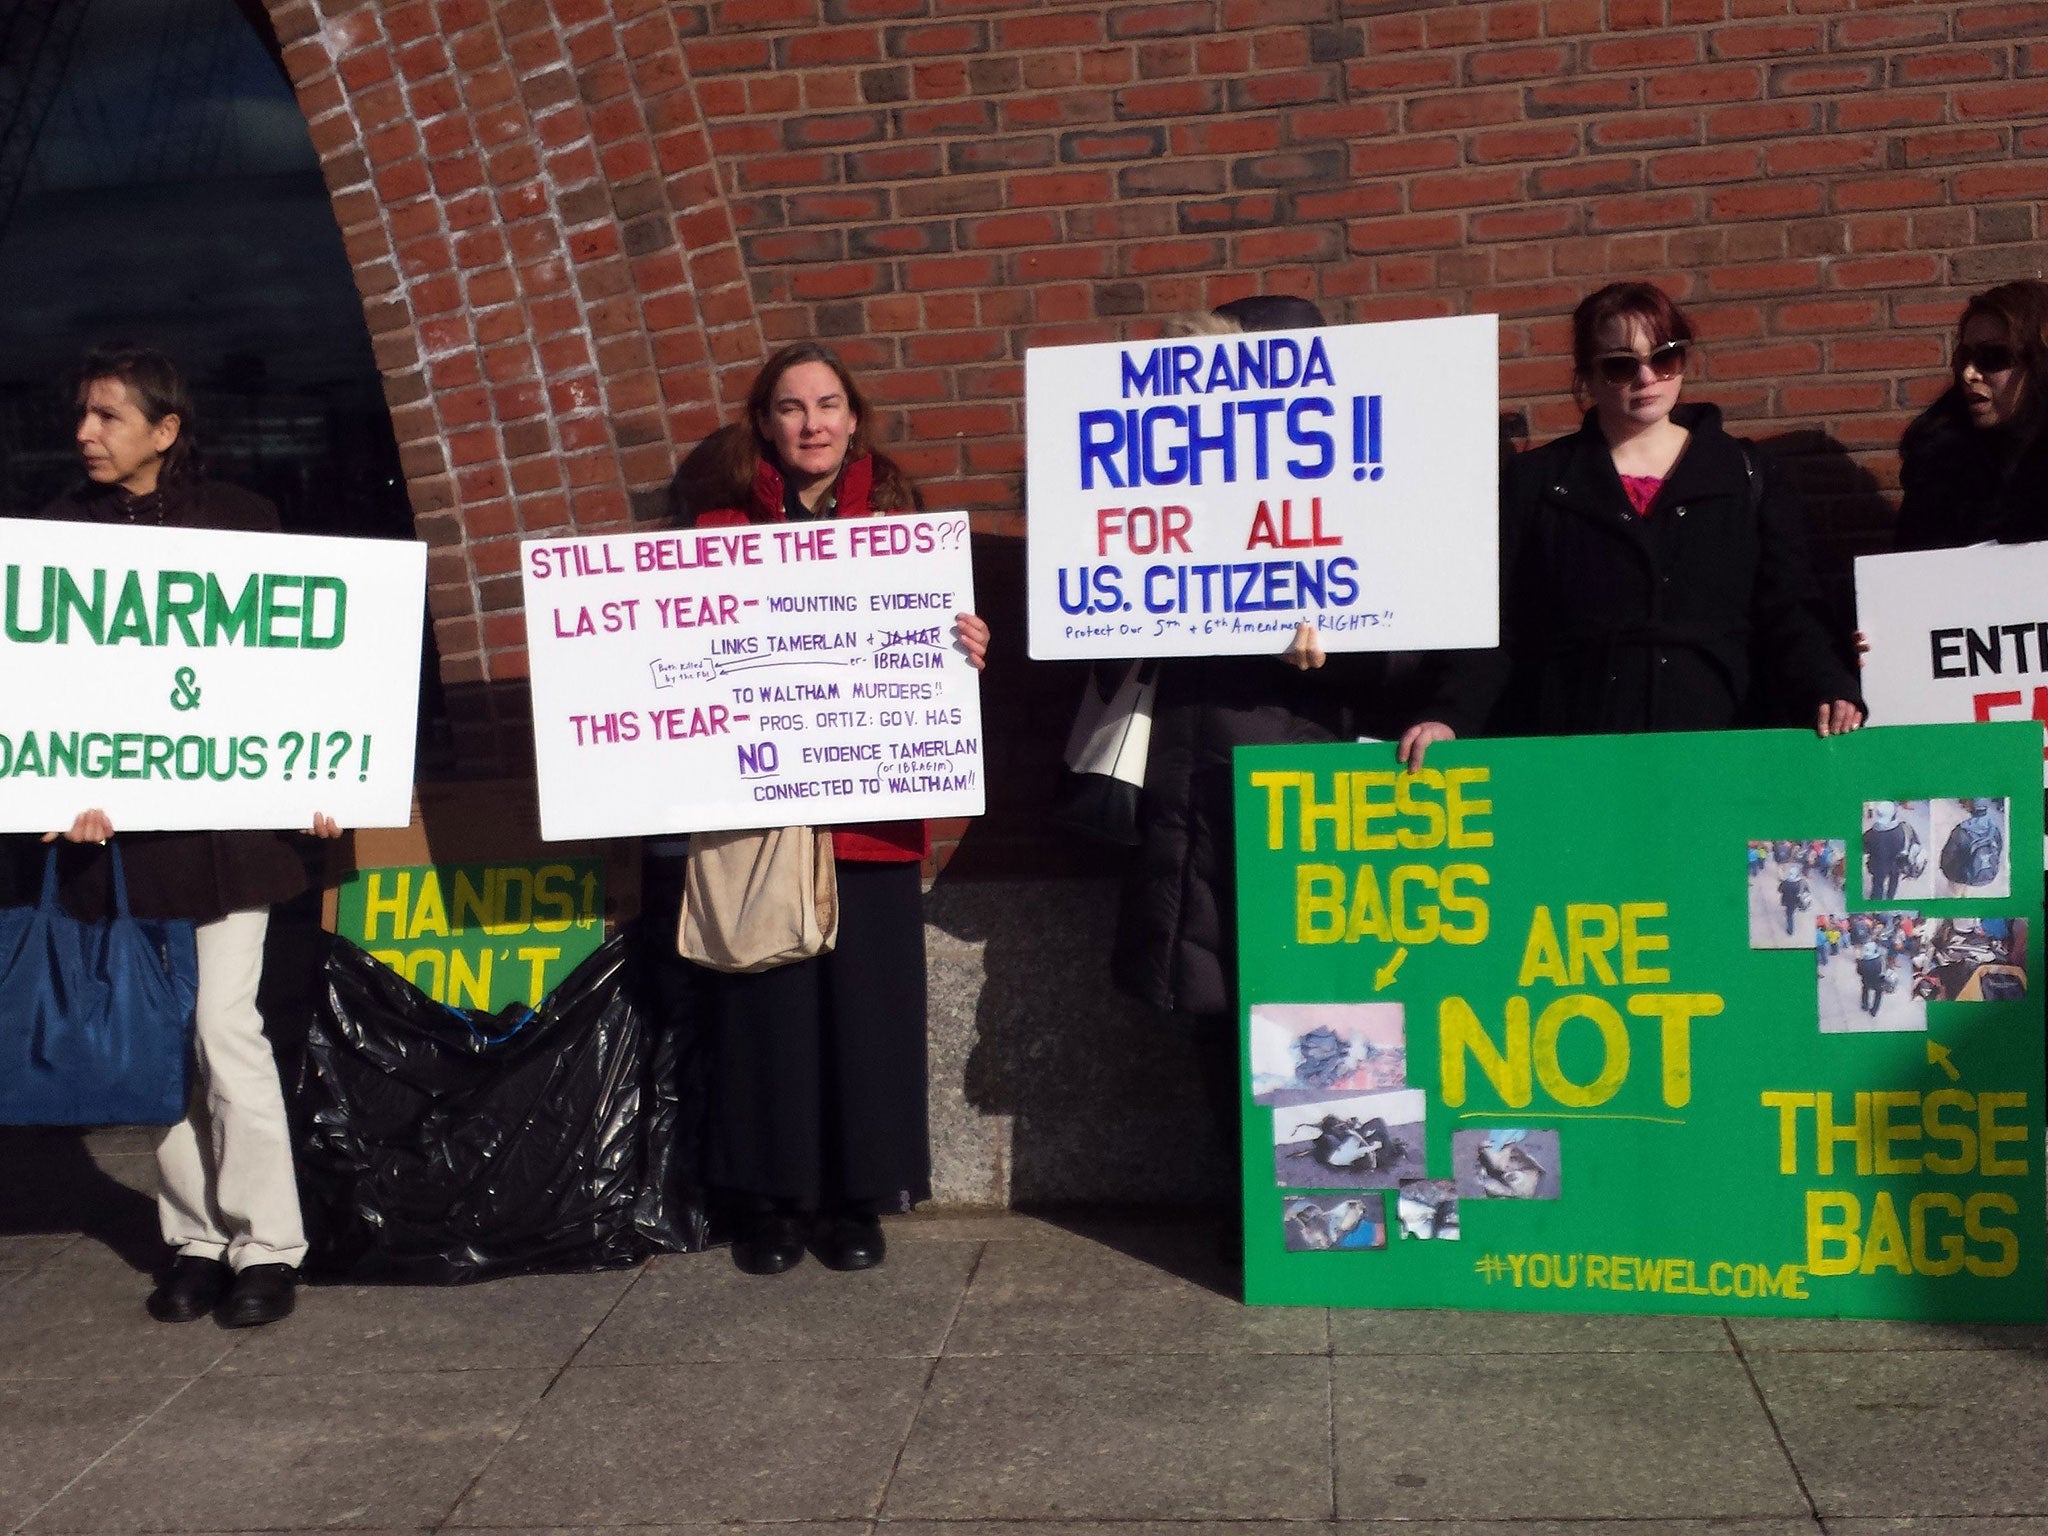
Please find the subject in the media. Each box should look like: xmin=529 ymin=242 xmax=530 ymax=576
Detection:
xmin=1816 ymin=700 xmax=1864 ymax=737
xmin=955 ymin=612 xmax=990 ymax=671
xmin=309 ymin=814 xmax=345 ymax=839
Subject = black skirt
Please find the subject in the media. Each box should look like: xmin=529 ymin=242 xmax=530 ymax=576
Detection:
xmin=699 ymin=859 xmax=930 ymax=1211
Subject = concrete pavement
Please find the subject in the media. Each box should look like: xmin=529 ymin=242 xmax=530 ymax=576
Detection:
xmin=2 ymin=1126 xmax=2047 ymax=1534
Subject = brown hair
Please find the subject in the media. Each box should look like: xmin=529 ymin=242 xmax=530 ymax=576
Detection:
xmin=1568 ymin=282 xmax=1696 ymax=399
xmin=718 ymin=341 xmax=917 ymax=512
xmin=1955 ymin=279 xmax=2048 ymax=436
xmin=75 ymin=346 xmax=199 ymax=487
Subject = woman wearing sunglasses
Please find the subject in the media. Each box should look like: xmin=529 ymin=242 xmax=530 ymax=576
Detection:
xmin=1895 ymin=280 xmax=2048 ymax=552
xmin=1401 ymin=280 xmax=1861 ymax=764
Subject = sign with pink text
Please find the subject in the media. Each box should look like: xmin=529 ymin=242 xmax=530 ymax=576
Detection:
xmin=1023 ymin=315 xmax=1500 ymax=660
xmin=520 ymin=513 xmax=985 ymax=841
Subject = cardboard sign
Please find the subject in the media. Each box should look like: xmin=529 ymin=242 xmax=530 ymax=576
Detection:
xmin=1858 ymin=542 xmax=2048 ymax=782
xmin=1024 ymin=316 xmax=1499 ymax=660
xmin=0 ymin=517 xmax=425 ymax=831
xmin=1235 ymin=725 xmax=2044 ymax=1321
xmin=332 ymin=859 xmax=605 ymax=1011
xmin=520 ymin=513 xmax=985 ymax=841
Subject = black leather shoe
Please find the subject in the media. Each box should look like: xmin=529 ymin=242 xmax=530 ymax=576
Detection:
xmin=146 ymin=1255 xmax=230 ymax=1323
xmin=815 ymin=1213 xmax=886 ymax=1272
xmin=217 ymin=1263 xmax=298 ymax=1328
xmin=732 ymin=1212 xmax=806 ymax=1275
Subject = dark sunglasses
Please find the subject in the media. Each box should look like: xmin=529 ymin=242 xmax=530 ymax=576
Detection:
xmin=1592 ymin=341 xmax=1688 ymax=386
xmin=1954 ymin=341 xmax=2018 ymax=376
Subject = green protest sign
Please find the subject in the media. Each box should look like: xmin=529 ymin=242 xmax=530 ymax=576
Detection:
xmin=332 ymin=860 xmax=605 ymax=1011
xmin=1235 ymin=724 xmax=2044 ymax=1321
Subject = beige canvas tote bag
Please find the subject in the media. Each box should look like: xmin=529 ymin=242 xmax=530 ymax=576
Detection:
xmin=678 ymin=826 xmax=840 ymax=973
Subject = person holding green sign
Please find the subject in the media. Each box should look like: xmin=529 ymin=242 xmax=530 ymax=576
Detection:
xmin=39 ymin=348 xmax=344 ymax=1329
xmin=1400 ymin=282 xmax=1862 ymax=764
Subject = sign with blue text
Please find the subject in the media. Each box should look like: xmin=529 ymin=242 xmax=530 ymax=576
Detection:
xmin=520 ymin=512 xmax=984 ymax=840
xmin=1235 ymin=725 xmax=2045 ymax=1321
xmin=0 ymin=517 xmax=425 ymax=831
xmin=1024 ymin=315 xmax=1499 ymax=659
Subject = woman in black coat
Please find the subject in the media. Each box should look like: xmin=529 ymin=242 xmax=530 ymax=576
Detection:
xmin=1110 ymin=297 xmax=1421 ymax=1178
xmin=1402 ymin=282 xmax=1862 ymax=759
xmin=1895 ymin=280 xmax=2048 ymax=552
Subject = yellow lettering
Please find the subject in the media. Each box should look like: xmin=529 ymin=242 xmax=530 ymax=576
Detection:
xmin=1978 ymin=1092 xmax=2029 ymax=1176
xmin=1762 ymin=1090 xmax=1816 ymax=1174
xmin=1250 ymin=770 xmax=1297 ymax=849
xmin=533 ymin=864 xmax=576 ymax=933
xmin=1438 ymin=864 xmax=1490 ymax=945
xmin=453 ymin=868 xmax=492 ymax=932
xmin=1908 ymin=1191 xmax=1965 ymax=1277
xmin=1518 ymin=906 xmax=1568 ymax=987
xmin=361 ymin=870 xmax=410 ymax=943
xmin=403 ymin=948 xmax=446 ymax=1001
xmin=1444 ymin=766 xmax=1492 ymax=848
xmin=495 ymin=868 xmax=534 ymax=932
xmin=1964 ymin=1192 xmax=2019 ymax=1277
xmin=1439 ymin=994 xmax=1531 ymax=1108
xmin=1533 ymin=995 xmax=1628 ymax=1106
xmin=1345 ymin=864 xmax=1390 ymax=942
xmin=1564 ymin=904 xmax=1619 ymax=985
xmin=447 ymin=947 xmax=491 ymax=1009
xmin=1300 ymin=771 xmax=1346 ymax=852
xmin=1350 ymin=770 xmax=1398 ymax=851
xmin=409 ymin=870 xmax=450 ymax=939
xmin=1871 ymin=1090 xmax=1924 ymax=1175
xmin=1806 ymin=1190 xmax=1861 ymax=1276
xmin=1388 ymin=865 xmax=1440 ymax=944
xmin=1922 ymin=1088 xmax=1977 ymax=1175
xmin=1297 ymin=863 xmax=1345 ymax=944
xmin=1627 ymin=991 xmax=1721 ymax=1108
xmin=1620 ymin=902 xmax=1671 ymax=983
xmin=1814 ymin=1090 xmax=1873 ymax=1177
xmin=517 ymin=945 xmax=560 ymax=1003
xmin=1393 ymin=769 xmax=1445 ymax=848
xmin=1858 ymin=1190 xmax=1912 ymax=1275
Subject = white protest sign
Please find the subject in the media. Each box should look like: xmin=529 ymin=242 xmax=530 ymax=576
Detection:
xmin=520 ymin=511 xmax=985 ymax=841
xmin=0 ymin=517 xmax=425 ymax=831
xmin=1858 ymin=541 xmax=2048 ymax=785
xmin=1024 ymin=314 xmax=1499 ymax=660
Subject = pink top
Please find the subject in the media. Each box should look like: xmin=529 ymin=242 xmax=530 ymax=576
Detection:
xmin=1620 ymin=474 xmax=1663 ymax=517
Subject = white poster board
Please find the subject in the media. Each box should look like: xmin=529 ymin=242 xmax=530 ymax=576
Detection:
xmin=1857 ymin=542 xmax=2048 ymax=785
xmin=1024 ymin=314 xmax=1500 ymax=660
xmin=521 ymin=512 xmax=985 ymax=841
xmin=0 ymin=517 xmax=425 ymax=831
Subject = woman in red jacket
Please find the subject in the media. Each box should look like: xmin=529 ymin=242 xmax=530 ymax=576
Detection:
xmin=693 ymin=343 xmax=988 ymax=1275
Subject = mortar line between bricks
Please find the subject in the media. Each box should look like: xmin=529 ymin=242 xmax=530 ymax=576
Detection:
xmin=428 ymin=1257 xmax=657 ymax=1534
xmin=1722 ymin=1316 xmax=1825 ymax=1531
xmin=9 ymin=1366 xmax=214 ymax=1536
xmin=872 ymin=1238 xmax=986 ymax=1524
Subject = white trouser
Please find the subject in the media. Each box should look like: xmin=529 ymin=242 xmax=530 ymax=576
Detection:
xmin=155 ymin=908 xmax=307 ymax=1270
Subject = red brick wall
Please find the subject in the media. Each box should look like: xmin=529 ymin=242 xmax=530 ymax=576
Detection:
xmin=267 ymin=0 xmax=2047 ymax=788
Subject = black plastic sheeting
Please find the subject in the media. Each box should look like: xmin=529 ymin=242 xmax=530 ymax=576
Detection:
xmin=292 ymin=932 xmax=711 ymax=1284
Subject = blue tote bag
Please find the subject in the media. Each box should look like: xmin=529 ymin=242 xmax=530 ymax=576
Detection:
xmin=0 ymin=846 xmax=199 ymax=1125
